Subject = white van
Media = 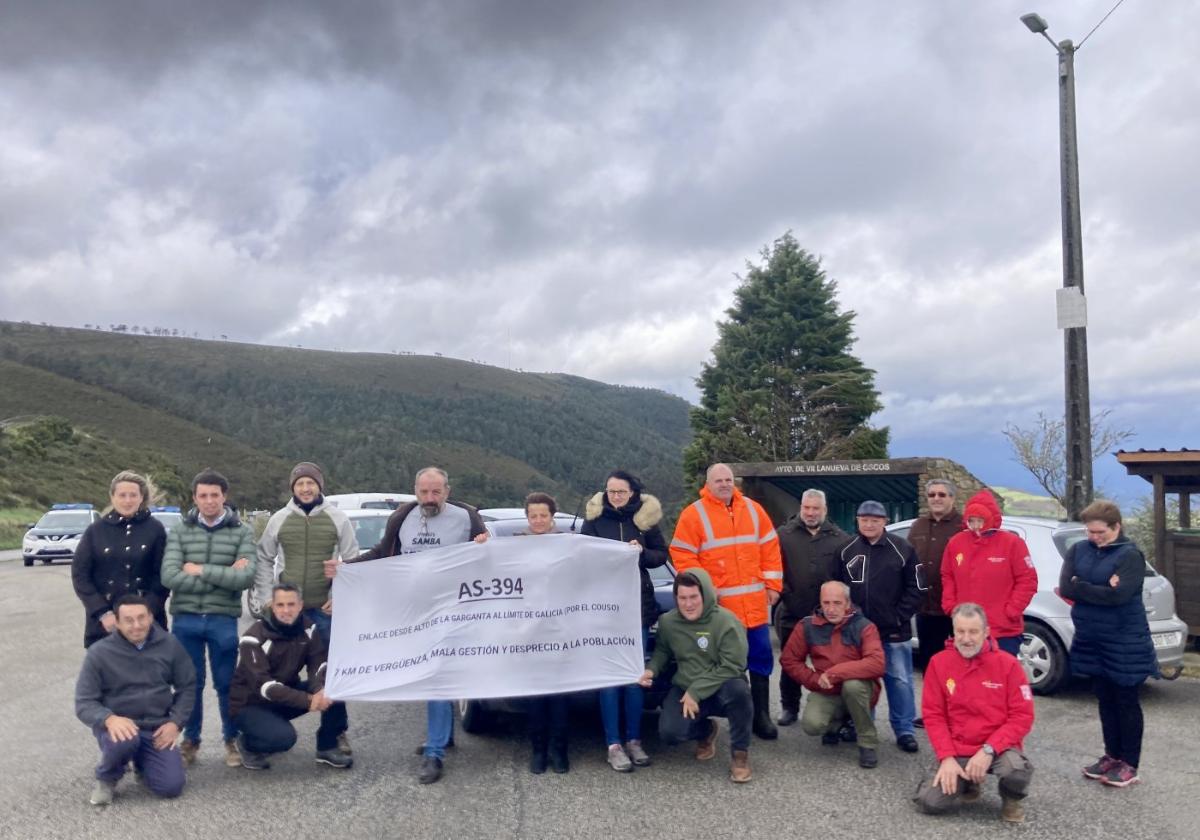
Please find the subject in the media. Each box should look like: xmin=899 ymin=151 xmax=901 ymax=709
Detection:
xmin=324 ymin=492 xmax=416 ymax=510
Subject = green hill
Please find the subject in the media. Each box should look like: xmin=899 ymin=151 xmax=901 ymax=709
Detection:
xmin=0 ymin=321 xmax=692 ymax=515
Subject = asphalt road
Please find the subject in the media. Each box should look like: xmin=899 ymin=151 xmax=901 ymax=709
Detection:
xmin=2 ymin=560 xmax=1195 ymax=840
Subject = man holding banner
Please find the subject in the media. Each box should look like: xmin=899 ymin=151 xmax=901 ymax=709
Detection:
xmin=349 ymin=467 xmax=487 ymax=784
xmin=639 ymin=569 xmax=754 ymax=783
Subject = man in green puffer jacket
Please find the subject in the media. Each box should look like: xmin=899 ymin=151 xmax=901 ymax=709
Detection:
xmin=161 ymin=468 xmax=256 ymax=770
xmin=638 ymin=567 xmax=754 ymax=783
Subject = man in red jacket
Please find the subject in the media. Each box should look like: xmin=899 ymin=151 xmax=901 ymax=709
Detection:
xmin=940 ymin=490 xmax=1037 ymax=657
xmin=915 ymin=603 xmax=1035 ymax=823
xmin=780 ymin=581 xmax=885 ymax=769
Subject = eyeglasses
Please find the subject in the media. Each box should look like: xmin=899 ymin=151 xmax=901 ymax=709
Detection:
xmin=606 ymin=489 xmax=632 ymax=497
xmin=927 ymin=492 xmax=950 ymax=498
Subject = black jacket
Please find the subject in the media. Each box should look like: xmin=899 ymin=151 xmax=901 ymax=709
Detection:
xmin=775 ymin=516 xmax=847 ymax=627
xmin=905 ymin=510 xmax=963 ymax=616
xmin=72 ymin=510 xmax=169 ymax=647
xmin=834 ymin=532 xmax=923 ymax=642
xmin=580 ymin=492 xmax=669 ymax=627
xmin=229 ymin=613 xmax=328 ymax=719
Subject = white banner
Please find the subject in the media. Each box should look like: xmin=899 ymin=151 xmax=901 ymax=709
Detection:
xmin=324 ymin=533 xmax=644 ymax=701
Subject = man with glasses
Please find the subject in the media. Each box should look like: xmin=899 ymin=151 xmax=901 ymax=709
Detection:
xmin=906 ymin=480 xmax=963 ymax=683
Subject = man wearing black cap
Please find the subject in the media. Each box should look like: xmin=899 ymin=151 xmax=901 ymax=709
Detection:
xmin=252 ymin=462 xmax=359 ymax=757
xmin=834 ymin=500 xmax=924 ymax=753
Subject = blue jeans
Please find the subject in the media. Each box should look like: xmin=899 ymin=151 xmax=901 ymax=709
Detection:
xmin=95 ymin=730 xmax=185 ymax=797
xmin=883 ymin=641 xmax=916 ymax=738
xmin=172 ymin=613 xmax=239 ymax=744
xmin=303 ymin=607 xmax=332 ymax=643
xmin=424 ymin=701 xmax=454 ymax=760
xmin=746 ymin=624 xmax=774 ymax=676
xmin=997 ymin=635 xmax=1022 ymax=657
xmin=599 ymin=627 xmax=648 ymax=745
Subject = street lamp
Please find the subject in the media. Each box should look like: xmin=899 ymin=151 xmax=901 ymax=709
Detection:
xmin=1022 ymin=11 xmax=1093 ymax=521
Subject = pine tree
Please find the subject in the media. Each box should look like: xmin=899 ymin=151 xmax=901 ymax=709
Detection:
xmin=683 ymin=233 xmax=888 ymax=484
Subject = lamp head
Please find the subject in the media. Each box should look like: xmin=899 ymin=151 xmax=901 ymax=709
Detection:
xmin=1020 ymin=13 xmax=1049 ymax=34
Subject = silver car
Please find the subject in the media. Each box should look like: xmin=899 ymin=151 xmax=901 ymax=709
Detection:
xmin=888 ymin=516 xmax=1188 ymax=694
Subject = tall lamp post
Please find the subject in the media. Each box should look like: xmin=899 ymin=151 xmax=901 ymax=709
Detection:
xmin=1021 ymin=12 xmax=1093 ymax=521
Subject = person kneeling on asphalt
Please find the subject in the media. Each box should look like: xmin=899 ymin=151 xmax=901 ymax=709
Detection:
xmin=914 ymin=602 xmax=1035 ymax=823
xmin=228 ymin=583 xmax=351 ymax=771
xmin=780 ymin=580 xmax=885 ymax=769
xmin=74 ymin=594 xmax=196 ymax=807
xmin=638 ymin=569 xmax=754 ymax=783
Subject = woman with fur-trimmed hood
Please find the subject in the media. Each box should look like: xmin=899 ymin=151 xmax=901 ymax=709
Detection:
xmin=581 ymin=469 xmax=669 ymax=773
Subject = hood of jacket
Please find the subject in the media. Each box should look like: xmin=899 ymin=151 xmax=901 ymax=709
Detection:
xmin=585 ymin=491 xmax=663 ymax=532
xmin=961 ymin=490 xmax=1002 ymax=532
xmin=184 ymin=504 xmax=243 ymax=529
xmin=679 ymin=566 xmax=720 ymax=622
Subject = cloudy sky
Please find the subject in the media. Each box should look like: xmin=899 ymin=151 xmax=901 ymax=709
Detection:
xmin=2 ymin=0 xmax=1196 ymax=502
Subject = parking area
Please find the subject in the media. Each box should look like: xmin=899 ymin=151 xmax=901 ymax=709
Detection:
xmin=2 ymin=556 xmax=1196 ymax=840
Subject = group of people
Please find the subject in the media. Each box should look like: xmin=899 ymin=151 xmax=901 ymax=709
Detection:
xmin=70 ymin=461 xmax=1158 ymax=821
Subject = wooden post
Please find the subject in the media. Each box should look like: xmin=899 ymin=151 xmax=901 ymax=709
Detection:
xmin=1153 ymin=474 xmax=1167 ymax=574
xmin=1180 ymin=493 xmax=1191 ymax=529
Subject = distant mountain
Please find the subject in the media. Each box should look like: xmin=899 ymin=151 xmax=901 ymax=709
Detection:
xmin=0 ymin=322 xmax=693 ymax=513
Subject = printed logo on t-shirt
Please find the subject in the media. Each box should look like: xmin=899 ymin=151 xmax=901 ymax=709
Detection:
xmin=982 ymin=680 xmax=1002 ymax=690
xmin=696 ymin=635 xmax=710 ymax=650
xmin=1020 ymin=685 xmax=1033 ymax=701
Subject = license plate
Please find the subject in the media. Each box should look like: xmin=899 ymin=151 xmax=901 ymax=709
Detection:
xmin=1152 ymin=632 xmax=1179 ymax=650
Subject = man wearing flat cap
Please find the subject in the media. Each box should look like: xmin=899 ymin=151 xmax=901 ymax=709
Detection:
xmin=834 ymin=500 xmax=924 ymax=753
xmin=252 ymin=462 xmax=359 ymax=757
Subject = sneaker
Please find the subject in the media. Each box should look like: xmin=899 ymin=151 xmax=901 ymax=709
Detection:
xmin=897 ymin=734 xmax=920 ymax=753
xmin=1100 ymin=760 xmax=1140 ymax=788
xmin=224 ymin=739 xmax=242 ymax=768
xmin=316 ymin=748 xmax=353 ymax=769
xmin=607 ymin=743 xmax=633 ymax=772
xmin=821 ymin=730 xmax=840 ymax=747
xmin=336 ymin=732 xmax=353 ymax=756
xmin=179 ymin=738 xmax=199 ymax=766
xmin=776 ymin=708 xmax=799 ymax=727
xmin=236 ymin=735 xmax=270 ymax=770
xmin=89 ymin=779 xmax=116 ymax=807
xmin=961 ymin=782 xmax=981 ymax=803
xmin=695 ymin=720 xmax=719 ymax=762
xmin=625 ymin=740 xmax=651 ymax=767
xmin=1083 ymin=754 xmax=1119 ymax=780
xmin=730 ymin=749 xmax=752 ymax=783
xmin=417 ymin=755 xmax=443 ymax=784
xmin=858 ymin=747 xmax=878 ymax=769
xmin=1000 ymin=795 xmax=1026 ymax=823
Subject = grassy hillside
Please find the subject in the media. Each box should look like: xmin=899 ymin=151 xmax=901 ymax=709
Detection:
xmin=991 ymin=486 xmax=1065 ymax=519
xmin=0 ymin=322 xmax=692 ymax=512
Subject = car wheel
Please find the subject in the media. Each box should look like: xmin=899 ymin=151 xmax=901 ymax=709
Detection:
xmin=23 ymin=556 xmax=34 ymax=567
xmin=1021 ymin=620 xmax=1068 ymax=695
xmin=458 ymin=699 xmax=493 ymax=734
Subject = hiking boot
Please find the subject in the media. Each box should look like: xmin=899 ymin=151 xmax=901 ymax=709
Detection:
xmin=89 ymin=779 xmax=116 ymax=807
xmin=897 ymin=734 xmax=920 ymax=753
xmin=548 ymin=737 xmax=569 ymax=774
xmin=529 ymin=739 xmax=548 ymax=775
xmin=236 ymin=736 xmax=270 ymax=770
xmin=607 ymin=743 xmax=633 ymax=772
xmin=858 ymin=747 xmax=877 ymax=769
xmin=1083 ymin=754 xmax=1119 ymax=780
xmin=1100 ymin=760 xmax=1140 ymax=788
xmin=776 ymin=708 xmax=799 ymax=727
xmin=625 ymin=740 xmax=651 ymax=767
xmin=417 ymin=755 xmax=443 ymax=784
xmin=838 ymin=720 xmax=857 ymax=743
xmin=821 ymin=730 xmax=840 ymax=747
xmin=913 ymin=717 xmax=925 ymax=729
xmin=1000 ymin=795 xmax=1025 ymax=823
xmin=224 ymin=739 xmax=242 ymax=768
xmin=316 ymin=748 xmax=353 ymax=769
xmin=749 ymin=673 xmax=778 ymax=740
xmin=336 ymin=732 xmax=353 ymax=756
xmin=179 ymin=738 xmax=199 ymax=766
xmin=961 ymin=782 xmax=981 ymax=803
xmin=730 ymin=750 xmax=752 ymax=783
xmin=695 ymin=719 xmax=719 ymax=761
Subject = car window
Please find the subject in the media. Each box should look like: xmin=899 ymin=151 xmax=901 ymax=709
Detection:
xmin=648 ymin=564 xmax=675 ymax=584
xmin=351 ymin=516 xmax=389 ymax=548
xmin=36 ymin=511 xmax=93 ymax=529
xmin=1052 ymin=527 xmax=1158 ymax=576
xmin=891 ymin=526 xmax=911 ymax=540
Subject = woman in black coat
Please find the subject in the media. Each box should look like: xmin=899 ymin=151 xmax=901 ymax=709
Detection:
xmin=580 ymin=469 xmax=669 ymax=772
xmin=1060 ymin=499 xmax=1157 ymax=788
xmin=71 ymin=470 xmax=169 ymax=647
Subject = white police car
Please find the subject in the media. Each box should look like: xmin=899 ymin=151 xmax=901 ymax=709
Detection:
xmin=22 ymin=504 xmax=99 ymax=567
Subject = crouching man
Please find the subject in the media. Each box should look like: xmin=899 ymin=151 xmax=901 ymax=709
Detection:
xmin=74 ymin=594 xmax=196 ymax=806
xmin=780 ymin=581 xmax=885 ymax=769
xmin=228 ymin=583 xmax=351 ymax=770
xmin=915 ymin=602 xmax=1035 ymax=823
xmin=638 ymin=569 xmax=754 ymax=783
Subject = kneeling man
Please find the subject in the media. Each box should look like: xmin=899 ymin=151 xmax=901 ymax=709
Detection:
xmin=915 ymin=602 xmax=1035 ymax=823
xmin=229 ymin=583 xmax=350 ymax=770
xmin=638 ymin=569 xmax=754 ymax=782
xmin=75 ymin=594 xmax=196 ymax=806
xmin=780 ymin=581 xmax=885 ymax=768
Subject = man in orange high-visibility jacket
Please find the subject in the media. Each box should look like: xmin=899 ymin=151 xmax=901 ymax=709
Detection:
xmin=670 ymin=463 xmax=783 ymax=739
